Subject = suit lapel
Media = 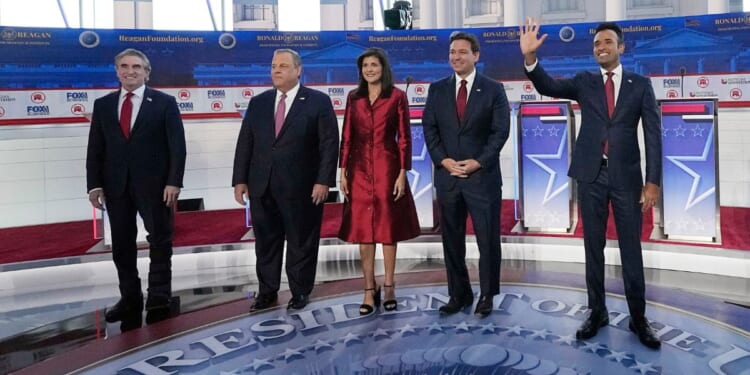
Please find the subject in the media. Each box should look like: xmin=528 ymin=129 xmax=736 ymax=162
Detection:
xmin=461 ymin=75 xmax=484 ymax=129
xmin=130 ymin=87 xmax=151 ymax=137
xmin=615 ymin=71 xmax=635 ymax=117
xmin=275 ymin=86 xmax=306 ymax=141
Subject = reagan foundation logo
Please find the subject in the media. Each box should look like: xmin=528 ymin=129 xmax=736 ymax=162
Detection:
xmin=82 ymin=285 xmax=750 ymax=375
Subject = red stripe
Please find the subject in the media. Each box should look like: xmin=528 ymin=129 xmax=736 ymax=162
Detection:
xmin=520 ymin=106 xmax=562 ymax=115
xmin=661 ymin=104 xmax=708 ymax=114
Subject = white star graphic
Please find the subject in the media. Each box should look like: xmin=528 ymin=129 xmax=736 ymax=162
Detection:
xmin=524 ymin=126 xmax=569 ymax=204
xmin=580 ymin=341 xmax=607 ymax=353
xmin=630 ymin=360 xmax=658 ymax=374
xmin=605 ymin=349 xmax=632 ymax=363
xmin=674 ymin=124 xmax=687 ymax=136
xmin=691 ymin=124 xmax=705 ymax=137
xmin=246 ymin=358 xmax=273 ymax=372
xmin=479 ymin=323 xmax=501 ymax=333
xmin=372 ymin=328 xmax=391 ymax=339
xmin=399 ymin=323 xmax=418 ymax=336
xmin=548 ymin=125 xmax=561 ymax=137
xmin=426 ymin=322 xmax=445 ymax=334
xmin=279 ymin=347 xmax=305 ymax=362
xmin=665 ymin=125 xmax=715 ymax=210
xmin=663 ymin=127 xmax=672 ymax=137
xmin=529 ymin=328 xmax=552 ymax=340
xmin=506 ymin=324 xmax=527 ymax=336
xmin=341 ymin=332 xmax=362 ymax=345
xmin=454 ymin=321 xmax=473 ymax=332
xmin=554 ymin=333 xmax=577 ymax=346
xmin=533 ymin=125 xmax=544 ymax=136
xmin=311 ymin=339 xmax=334 ymax=352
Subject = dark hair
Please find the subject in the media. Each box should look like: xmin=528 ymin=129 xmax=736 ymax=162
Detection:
xmin=354 ymin=47 xmax=394 ymax=98
xmin=449 ymin=31 xmax=480 ymax=53
xmin=594 ymin=22 xmax=623 ymax=46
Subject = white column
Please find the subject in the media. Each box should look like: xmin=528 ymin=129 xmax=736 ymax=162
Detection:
xmin=114 ymin=0 xmax=152 ymax=29
xmin=419 ymin=0 xmax=436 ymax=29
xmin=605 ymin=0 xmax=626 ymax=21
xmin=503 ymin=0 xmax=522 ymax=26
xmin=706 ymin=0 xmax=729 ymax=14
xmin=279 ymin=0 xmax=320 ymax=31
xmin=435 ymin=0 xmax=449 ymax=28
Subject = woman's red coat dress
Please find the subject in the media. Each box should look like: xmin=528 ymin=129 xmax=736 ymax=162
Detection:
xmin=338 ymin=88 xmax=421 ymax=243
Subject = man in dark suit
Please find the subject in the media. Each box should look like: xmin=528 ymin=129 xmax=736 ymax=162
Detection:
xmin=86 ymin=48 xmax=186 ymax=330
xmin=422 ymin=32 xmax=510 ymax=318
xmin=232 ymin=48 xmax=339 ymax=312
xmin=520 ymin=20 xmax=662 ymax=349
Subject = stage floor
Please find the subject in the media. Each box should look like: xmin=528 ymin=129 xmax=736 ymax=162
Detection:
xmin=1 ymin=238 xmax=748 ymax=374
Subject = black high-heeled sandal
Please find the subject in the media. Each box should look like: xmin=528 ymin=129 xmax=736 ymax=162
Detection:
xmin=383 ymin=284 xmax=397 ymax=311
xmin=359 ymin=286 xmax=381 ymax=315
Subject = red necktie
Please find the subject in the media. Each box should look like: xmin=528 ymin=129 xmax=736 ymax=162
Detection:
xmin=120 ymin=92 xmax=134 ymax=139
xmin=604 ymin=72 xmax=615 ymax=156
xmin=456 ymin=79 xmax=467 ymax=122
xmin=275 ymin=93 xmax=287 ymax=137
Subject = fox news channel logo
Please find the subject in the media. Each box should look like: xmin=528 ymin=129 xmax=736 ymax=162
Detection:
xmin=27 ymin=105 xmax=50 ymax=116
xmin=208 ymin=89 xmax=226 ymax=99
xmin=663 ymin=78 xmax=681 ymax=88
xmin=66 ymin=92 xmax=88 ymax=102
xmin=178 ymin=102 xmax=195 ymax=111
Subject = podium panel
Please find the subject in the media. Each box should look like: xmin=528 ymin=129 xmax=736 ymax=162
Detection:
xmin=517 ymin=102 xmax=576 ymax=232
xmin=658 ymin=99 xmax=721 ymax=242
xmin=408 ymin=122 xmax=436 ymax=229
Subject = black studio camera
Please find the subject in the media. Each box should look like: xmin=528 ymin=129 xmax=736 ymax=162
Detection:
xmin=384 ymin=1 xmax=413 ymax=30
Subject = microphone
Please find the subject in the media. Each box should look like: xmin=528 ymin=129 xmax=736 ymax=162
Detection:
xmin=679 ymin=66 xmax=686 ymax=97
xmin=405 ymin=76 xmax=414 ymax=93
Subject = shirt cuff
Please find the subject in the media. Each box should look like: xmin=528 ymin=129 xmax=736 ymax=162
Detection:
xmin=524 ymin=59 xmax=538 ymax=72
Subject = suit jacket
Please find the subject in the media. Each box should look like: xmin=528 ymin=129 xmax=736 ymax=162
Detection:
xmin=422 ymin=73 xmax=510 ymax=193
xmin=526 ymin=64 xmax=661 ymax=189
xmin=86 ymin=87 xmax=186 ymax=198
xmin=232 ymin=85 xmax=339 ymax=198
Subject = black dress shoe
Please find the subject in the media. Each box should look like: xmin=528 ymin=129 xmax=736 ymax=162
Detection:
xmin=145 ymin=296 xmax=180 ymax=325
xmin=474 ymin=295 xmax=494 ymax=318
xmin=250 ymin=293 xmax=278 ymax=312
xmin=576 ymin=311 xmax=609 ymax=340
xmin=105 ymin=297 xmax=143 ymax=323
xmin=439 ymin=296 xmax=474 ymax=315
xmin=287 ymin=294 xmax=309 ymax=310
xmin=629 ymin=318 xmax=661 ymax=349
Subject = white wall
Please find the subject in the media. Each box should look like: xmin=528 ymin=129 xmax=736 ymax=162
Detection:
xmin=1 ymin=106 xmax=749 ymax=228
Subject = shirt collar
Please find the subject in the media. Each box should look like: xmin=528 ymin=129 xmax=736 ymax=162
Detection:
xmin=455 ymin=69 xmax=477 ymax=86
xmin=277 ymin=82 xmax=300 ymax=100
xmin=600 ymin=64 xmax=623 ymax=78
xmin=121 ymin=84 xmax=145 ymax=99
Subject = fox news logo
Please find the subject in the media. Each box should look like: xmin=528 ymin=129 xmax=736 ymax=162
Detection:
xmin=27 ymin=105 xmax=49 ymax=116
xmin=211 ymin=100 xmax=223 ymax=111
xmin=30 ymin=92 xmax=46 ymax=103
xmin=412 ymin=96 xmax=427 ymax=104
xmin=178 ymin=102 xmax=195 ymax=111
xmin=178 ymin=90 xmax=191 ymax=101
xmin=66 ymin=92 xmax=88 ymax=102
xmin=662 ymin=78 xmax=681 ymax=88
xmin=697 ymin=76 xmax=709 ymax=88
xmin=328 ymin=87 xmax=345 ymax=95
xmin=208 ymin=89 xmax=226 ymax=99
xmin=242 ymin=88 xmax=254 ymax=99
xmin=70 ymin=104 xmax=85 ymax=114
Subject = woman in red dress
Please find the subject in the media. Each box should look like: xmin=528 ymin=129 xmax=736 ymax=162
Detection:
xmin=339 ymin=47 xmax=420 ymax=315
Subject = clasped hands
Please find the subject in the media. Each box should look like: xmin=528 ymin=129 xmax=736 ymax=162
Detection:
xmin=442 ymin=158 xmax=481 ymax=178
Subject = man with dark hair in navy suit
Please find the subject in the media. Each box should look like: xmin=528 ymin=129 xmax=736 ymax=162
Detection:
xmin=520 ymin=19 xmax=662 ymax=349
xmin=232 ymin=48 xmax=339 ymax=312
xmin=86 ymin=48 xmax=186 ymax=331
xmin=422 ymin=31 xmax=510 ymax=318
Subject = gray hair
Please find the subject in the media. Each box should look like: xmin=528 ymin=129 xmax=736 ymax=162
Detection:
xmin=273 ymin=48 xmax=302 ymax=67
xmin=114 ymin=48 xmax=152 ymax=74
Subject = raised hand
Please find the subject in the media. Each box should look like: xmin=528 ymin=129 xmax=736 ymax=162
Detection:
xmin=519 ymin=17 xmax=548 ymax=62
